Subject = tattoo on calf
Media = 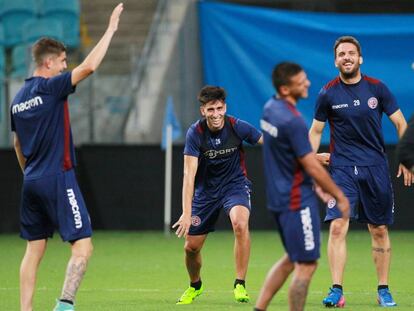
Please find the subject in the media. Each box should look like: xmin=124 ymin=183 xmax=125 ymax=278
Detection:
xmin=372 ymin=247 xmax=391 ymax=253
xmin=61 ymin=258 xmax=88 ymax=301
xmin=290 ymin=279 xmax=309 ymax=311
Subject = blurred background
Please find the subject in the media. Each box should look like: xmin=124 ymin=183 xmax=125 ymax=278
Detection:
xmin=1 ymin=0 xmax=413 ymax=233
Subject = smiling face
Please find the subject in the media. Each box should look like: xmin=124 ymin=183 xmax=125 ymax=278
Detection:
xmin=200 ymin=100 xmax=226 ymax=131
xmin=335 ymin=42 xmax=362 ymax=81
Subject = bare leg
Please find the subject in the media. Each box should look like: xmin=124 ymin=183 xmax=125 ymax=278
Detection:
xmin=229 ymin=205 xmax=250 ymax=280
xmin=288 ymin=261 xmax=318 ymax=311
xmin=327 ymin=218 xmax=349 ymax=285
xmin=60 ymin=238 xmax=93 ymax=302
xmin=368 ymin=224 xmax=391 ymax=285
xmin=20 ymin=239 xmax=47 ymax=311
xmin=184 ymin=235 xmax=207 ymax=283
xmin=255 ymin=254 xmax=294 ymax=310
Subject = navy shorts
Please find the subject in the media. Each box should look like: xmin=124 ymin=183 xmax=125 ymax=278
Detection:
xmin=271 ymin=198 xmax=320 ymax=262
xmin=325 ymin=164 xmax=394 ymax=225
xmin=20 ymin=169 xmax=92 ymax=242
xmin=189 ymin=184 xmax=251 ymax=235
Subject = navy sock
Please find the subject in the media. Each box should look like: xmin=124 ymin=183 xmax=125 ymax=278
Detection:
xmin=59 ymin=299 xmax=73 ymax=305
xmin=191 ymin=280 xmax=202 ymax=290
xmin=253 ymin=308 xmax=265 ymax=311
xmin=234 ymin=279 xmax=245 ymax=288
xmin=378 ymin=285 xmax=389 ymax=291
xmin=333 ymin=284 xmax=343 ymax=291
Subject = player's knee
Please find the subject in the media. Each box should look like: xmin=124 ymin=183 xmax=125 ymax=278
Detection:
xmin=232 ymin=219 xmax=249 ymax=236
xmin=184 ymin=242 xmax=201 ymax=254
xmin=330 ymin=220 xmax=347 ymax=239
xmin=369 ymin=224 xmax=388 ymax=240
xmin=295 ymin=261 xmax=318 ymax=278
xmin=72 ymin=240 xmax=93 ymax=259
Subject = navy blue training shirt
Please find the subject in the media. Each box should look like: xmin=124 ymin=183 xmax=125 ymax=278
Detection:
xmin=261 ymin=97 xmax=314 ymax=213
xmin=184 ymin=115 xmax=261 ymax=200
xmin=10 ymin=72 xmax=76 ymax=179
xmin=314 ymin=75 xmax=399 ymax=166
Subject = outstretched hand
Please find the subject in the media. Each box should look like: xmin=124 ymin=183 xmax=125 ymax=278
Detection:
xmin=397 ymin=163 xmax=414 ymax=186
xmin=172 ymin=214 xmax=192 ymax=238
xmin=108 ymin=3 xmax=124 ymax=33
xmin=316 ymin=153 xmax=330 ymax=166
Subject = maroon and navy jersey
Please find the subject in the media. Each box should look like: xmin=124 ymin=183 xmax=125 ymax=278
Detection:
xmin=10 ymin=72 xmax=76 ymax=179
xmin=261 ymin=97 xmax=314 ymax=213
xmin=315 ymin=75 xmax=399 ymax=166
xmin=184 ymin=115 xmax=261 ymax=200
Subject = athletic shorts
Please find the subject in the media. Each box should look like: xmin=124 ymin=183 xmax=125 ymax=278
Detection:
xmin=271 ymin=198 xmax=320 ymax=262
xmin=325 ymin=164 xmax=394 ymax=225
xmin=189 ymin=184 xmax=251 ymax=235
xmin=20 ymin=169 xmax=92 ymax=242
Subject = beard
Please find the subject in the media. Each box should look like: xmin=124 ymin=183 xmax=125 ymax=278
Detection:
xmin=339 ymin=62 xmax=360 ymax=80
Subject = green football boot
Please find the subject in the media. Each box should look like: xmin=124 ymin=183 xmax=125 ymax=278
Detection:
xmin=53 ymin=300 xmax=74 ymax=311
xmin=176 ymin=284 xmax=204 ymax=305
xmin=234 ymin=284 xmax=250 ymax=303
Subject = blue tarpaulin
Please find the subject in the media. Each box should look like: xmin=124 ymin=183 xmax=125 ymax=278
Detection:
xmin=199 ymin=1 xmax=414 ymax=143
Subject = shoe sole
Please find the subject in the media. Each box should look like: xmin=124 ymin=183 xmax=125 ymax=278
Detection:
xmin=323 ymin=296 xmax=345 ymax=308
xmin=235 ymin=298 xmax=250 ymax=303
xmin=377 ymin=297 xmax=397 ymax=307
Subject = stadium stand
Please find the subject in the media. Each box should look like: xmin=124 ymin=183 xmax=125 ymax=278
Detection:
xmin=81 ymin=0 xmax=156 ymax=74
xmin=10 ymin=44 xmax=30 ymax=78
xmin=40 ymin=0 xmax=81 ymax=47
xmin=1 ymin=0 xmax=37 ymax=47
xmin=21 ymin=17 xmax=64 ymax=44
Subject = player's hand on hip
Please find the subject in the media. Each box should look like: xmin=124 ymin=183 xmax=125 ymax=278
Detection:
xmin=397 ymin=163 xmax=414 ymax=186
xmin=172 ymin=214 xmax=192 ymax=238
xmin=316 ymin=153 xmax=330 ymax=166
xmin=108 ymin=3 xmax=124 ymax=33
xmin=336 ymin=194 xmax=350 ymax=219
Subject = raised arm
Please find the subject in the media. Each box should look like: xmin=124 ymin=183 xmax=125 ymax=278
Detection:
xmin=71 ymin=3 xmax=123 ymax=86
xmin=13 ymin=134 xmax=26 ymax=173
xmin=389 ymin=109 xmax=413 ymax=186
xmin=172 ymin=155 xmax=198 ymax=238
xmin=298 ymin=152 xmax=349 ymax=219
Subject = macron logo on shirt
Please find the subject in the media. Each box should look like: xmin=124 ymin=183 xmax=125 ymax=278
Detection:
xmin=12 ymin=96 xmax=43 ymax=114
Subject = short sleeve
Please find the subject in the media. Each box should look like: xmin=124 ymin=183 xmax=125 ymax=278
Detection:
xmin=379 ymin=82 xmax=399 ymax=116
xmin=314 ymin=88 xmax=329 ymax=122
xmin=232 ymin=118 xmax=262 ymax=145
xmin=286 ymin=117 xmax=313 ymax=158
xmin=183 ymin=125 xmax=201 ymax=157
xmin=45 ymin=72 xmax=76 ymax=98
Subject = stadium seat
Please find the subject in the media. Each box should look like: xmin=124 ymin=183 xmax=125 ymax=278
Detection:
xmin=0 ymin=24 xmax=4 ymax=46
xmin=0 ymin=46 xmax=5 ymax=78
xmin=1 ymin=0 xmax=37 ymax=47
xmin=21 ymin=18 xmax=64 ymax=44
xmin=40 ymin=0 xmax=80 ymax=48
xmin=10 ymin=44 xmax=31 ymax=79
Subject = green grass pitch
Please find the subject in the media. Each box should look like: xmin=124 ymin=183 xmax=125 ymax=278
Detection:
xmin=1 ymin=230 xmax=413 ymax=310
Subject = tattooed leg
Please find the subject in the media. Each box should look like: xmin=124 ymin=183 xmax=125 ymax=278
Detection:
xmin=288 ymin=262 xmax=317 ymax=311
xmin=60 ymin=238 xmax=93 ymax=302
xmin=368 ymin=224 xmax=391 ymax=285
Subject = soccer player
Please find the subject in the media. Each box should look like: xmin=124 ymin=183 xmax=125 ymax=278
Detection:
xmin=397 ymin=114 xmax=414 ymax=172
xmin=309 ymin=35 xmax=414 ymax=308
xmin=254 ymin=62 xmax=349 ymax=311
xmin=11 ymin=4 xmax=123 ymax=311
xmin=173 ymin=85 xmax=263 ymax=304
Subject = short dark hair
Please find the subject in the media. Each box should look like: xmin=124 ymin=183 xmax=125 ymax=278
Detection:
xmin=32 ymin=37 xmax=67 ymax=66
xmin=334 ymin=35 xmax=362 ymax=57
xmin=272 ymin=62 xmax=303 ymax=92
xmin=197 ymin=85 xmax=226 ymax=106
